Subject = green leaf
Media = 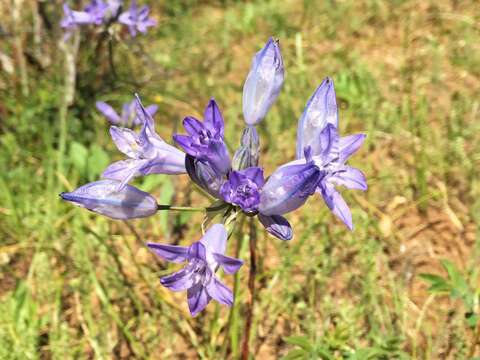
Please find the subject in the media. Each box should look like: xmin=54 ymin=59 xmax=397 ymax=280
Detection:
xmin=69 ymin=141 xmax=88 ymax=176
xmin=284 ymin=336 xmax=314 ymax=352
xmin=418 ymin=273 xmax=450 ymax=293
xmin=281 ymin=349 xmax=307 ymax=360
xmin=441 ymin=259 xmax=470 ymax=299
xmin=465 ymin=312 xmax=478 ymax=329
xmin=87 ymin=144 xmax=110 ymax=180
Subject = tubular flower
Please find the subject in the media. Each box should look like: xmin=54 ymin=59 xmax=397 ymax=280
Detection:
xmin=147 ymin=224 xmax=243 ymax=316
xmin=102 ymin=95 xmax=186 ymax=189
xmin=60 ymin=179 xmax=157 ymax=219
xmin=243 ymin=38 xmax=284 ymax=125
xmin=259 ymin=148 xmax=322 ymax=216
xmin=296 ymin=77 xmax=338 ymax=159
xmin=118 ymin=0 xmax=157 ymax=37
xmin=174 ymin=99 xmax=231 ymax=176
xmin=96 ymin=98 xmax=158 ymax=126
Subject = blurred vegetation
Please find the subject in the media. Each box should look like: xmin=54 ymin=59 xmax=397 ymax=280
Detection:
xmin=1 ymin=0 xmax=480 ymax=358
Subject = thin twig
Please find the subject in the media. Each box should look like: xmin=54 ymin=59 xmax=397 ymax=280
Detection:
xmin=241 ymin=218 xmax=257 ymax=360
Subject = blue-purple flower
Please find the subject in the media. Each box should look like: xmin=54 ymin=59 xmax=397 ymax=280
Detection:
xmin=296 ymin=77 xmax=338 ymax=159
xmin=174 ymin=99 xmax=231 ymax=176
xmin=61 ymin=1 xmax=110 ymax=29
xmin=260 ymin=123 xmax=366 ymax=229
xmin=102 ymin=95 xmax=186 ymax=189
xmin=243 ymin=38 xmax=284 ymax=125
xmin=60 ymin=179 xmax=157 ymax=219
xmin=220 ymin=167 xmax=264 ymax=213
xmin=96 ymin=99 xmax=158 ymax=126
xmin=147 ymin=224 xmax=243 ymax=316
xmin=118 ymin=0 xmax=156 ymax=37
xmin=259 ymin=148 xmax=322 ymax=216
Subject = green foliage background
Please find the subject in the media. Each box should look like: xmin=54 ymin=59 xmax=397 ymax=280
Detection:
xmin=0 ymin=0 xmax=479 ymax=358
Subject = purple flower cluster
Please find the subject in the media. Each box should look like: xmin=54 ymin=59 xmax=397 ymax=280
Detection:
xmin=61 ymin=0 xmax=156 ymax=36
xmin=61 ymin=38 xmax=366 ymax=316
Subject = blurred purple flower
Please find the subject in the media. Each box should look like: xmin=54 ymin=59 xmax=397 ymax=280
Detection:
xmin=102 ymin=95 xmax=186 ymax=189
xmin=174 ymin=99 xmax=231 ymax=176
xmin=147 ymin=224 xmax=243 ymax=316
xmin=118 ymin=0 xmax=157 ymax=37
xmin=106 ymin=0 xmax=123 ymax=16
xmin=243 ymin=38 xmax=284 ymax=125
xmin=61 ymin=1 xmax=109 ymax=29
xmin=220 ymin=167 xmax=264 ymax=213
xmin=96 ymin=99 xmax=158 ymax=126
xmin=60 ymin=179 xmax=157 ymax=219
xmin=296 ymin=77 xmax=338 ymax=159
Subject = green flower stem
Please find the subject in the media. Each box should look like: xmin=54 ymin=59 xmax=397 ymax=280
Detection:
xmin=156 ymin=202 xmax=230 ymax=213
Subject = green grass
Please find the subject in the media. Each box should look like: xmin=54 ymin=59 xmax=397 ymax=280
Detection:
xmin=1 ymin=0 xmax=479 ymax=358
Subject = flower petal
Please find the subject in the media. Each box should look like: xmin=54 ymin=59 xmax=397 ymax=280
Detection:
xmin=203 ymin=98 xmax=224 ymax=136
xmin=259 ymin=162 xmax=321 ymax=216
xmin=96 ymin=101 xmax=121 ymax=124
xmin=206 ymin=277 xmax=233 ymax=307
xmin=200 ymin=224 xmax=228 ymax=255
xmin=319 ymin=184 xmax=353 ymax=230
xmin=183 ymin=116 xmax=204 ymax=137
xmin=187 ymin=283 xmax=211 ymax=316
xmin=329 ymin=166 xmax=367 ymax=191
xmin=147 ymin=243 xmax=189 ymax=263
xmin=296 ymin=77 xmax=338 ymax=159
xmin=188 ymin=242 xmax=207 ymax=262
xmin=160 ymin=268 xmax=194 ymax=291
xmin=212 ymin=253 xmax=244 ymax=274
xmin=145 ymin=104 xmax=158 ymax=117
xmin=338 ymin=133 xmax=366 ymax=163
xmin=109 ymin=126 xmax=140 ymax=158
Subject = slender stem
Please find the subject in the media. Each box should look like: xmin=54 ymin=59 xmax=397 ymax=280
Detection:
xmin=156 ymin=202 xmax=229 ymax=213
xmin=157 ymin=205 xmax=205 ymax=212
xmin=241 ymin=218 xmax=257 ymax=360
xmin=108 ymin=38 xmax=118 ymax=80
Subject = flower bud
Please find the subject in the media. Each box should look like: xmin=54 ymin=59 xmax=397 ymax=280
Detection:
xmin=60 ymin=180 xmax=158 ymax=219
xmin=258 ymin=214 xmax=293 ymax=241
xmin=232 ymin=126 xmax=259 ymax=170
xmin=242 ymin=38 xmax=284 ymax=125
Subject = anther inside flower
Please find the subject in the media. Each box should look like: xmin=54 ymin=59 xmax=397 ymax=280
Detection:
xmin=220 ymin=167 xmax=264 ymax=213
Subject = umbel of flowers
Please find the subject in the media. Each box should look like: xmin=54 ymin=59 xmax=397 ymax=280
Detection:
xmin=61 ymin=38 xmax=367 ymax=316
